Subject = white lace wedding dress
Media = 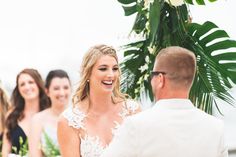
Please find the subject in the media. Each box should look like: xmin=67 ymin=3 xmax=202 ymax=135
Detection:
xmin=63 ymin=99 xmax=139 ymax=157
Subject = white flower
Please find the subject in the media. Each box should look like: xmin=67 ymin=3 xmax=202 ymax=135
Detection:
xmin=135 ymin=88 xmax=139 ymax=94
xmin=165 ymin=0 xmax=184 ymax=6
xmin=145 ymin=21 xmax=150 ymax=32
xmin=139 ymin=64 xmax=149 ymax=73
xmin=137 ymin=76 xmax=144 ymax=84
xmin=148 ymin=45 xmax=157 ymax=54
xmin=144 ymin=73 xmax=149 ymax=81
xmin=145 ymin=56 xmax=150 ymax=63
xmin=144 ymin=0 xmax=154 ymax=9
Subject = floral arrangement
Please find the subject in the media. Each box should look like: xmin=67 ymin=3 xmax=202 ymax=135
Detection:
xmin=118 ymin=0 xmax=236 ymax=114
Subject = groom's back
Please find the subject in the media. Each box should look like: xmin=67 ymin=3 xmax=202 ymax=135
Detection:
xmin=132 ymin=103 xmax=226 ymax=157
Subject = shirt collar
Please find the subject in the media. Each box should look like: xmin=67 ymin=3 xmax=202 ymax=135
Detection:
xmin=153 ymin=99 xmax=195 ymax=110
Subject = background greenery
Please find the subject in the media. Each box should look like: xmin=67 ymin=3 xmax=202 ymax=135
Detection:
xmin=119 ymin=0 xmax=236 ymax=114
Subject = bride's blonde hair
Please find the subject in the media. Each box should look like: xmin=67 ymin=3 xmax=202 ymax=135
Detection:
xmin=73 ymin=44 xmax=127 ymax=106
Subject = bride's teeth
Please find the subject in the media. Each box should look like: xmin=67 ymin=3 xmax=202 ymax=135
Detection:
xmin=103 ymin=81 xmax=112 ymax=85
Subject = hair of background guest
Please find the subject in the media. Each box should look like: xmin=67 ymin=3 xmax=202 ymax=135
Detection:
xmin=0 ymin=84 xmax=10 ymax=133
xmin=45 ymin=69 xmax=71 ymax=105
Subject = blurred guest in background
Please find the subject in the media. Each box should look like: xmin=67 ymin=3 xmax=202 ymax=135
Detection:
xmin=29 ymin=69 xmax=71 ymax=157
xmin=1 ymin=68 xmax=49 ymax=156
xmin=0 ymin=83 xmax=11 ymax=144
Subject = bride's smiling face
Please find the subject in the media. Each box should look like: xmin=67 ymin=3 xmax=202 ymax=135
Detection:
xmin=89 ymin=55 xmax=119 ymax=94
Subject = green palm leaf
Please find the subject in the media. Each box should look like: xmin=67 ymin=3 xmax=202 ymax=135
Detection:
xmin=185 ymin=0 xmax=218 ymax=5
xmin=119 ymin=0 xmax=236 ymax=114
xmin=43 ymin=131 xmax=60 ymax=157
xmin=118 ymin=0 xmax=136 ymax=5
xmin=187 ymin=21 xmax=236 ymax=113
xmin=121 ymin=40 xmax=154 ymax=99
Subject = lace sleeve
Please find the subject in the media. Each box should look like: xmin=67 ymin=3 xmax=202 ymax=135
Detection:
xmin=62 ymin=105 xmax=86 ymax=130
xmin=125 ymin=99 xmax=140 ymax=114
xmin=120 ymin=99 xmax=140 ymax=119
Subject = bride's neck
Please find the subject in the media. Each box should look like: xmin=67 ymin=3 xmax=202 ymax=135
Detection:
xmin=88 ymin=94 xmax=113 ymax=113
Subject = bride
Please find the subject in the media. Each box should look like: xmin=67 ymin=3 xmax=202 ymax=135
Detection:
xmin=57 ymin=44 xmax=141 ymax=157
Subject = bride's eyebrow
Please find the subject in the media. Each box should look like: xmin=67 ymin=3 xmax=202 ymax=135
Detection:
xmin=98 ymin=64 xmax=118 ymax=68
xmin=98 ymin=65 xmax=108 ymax=68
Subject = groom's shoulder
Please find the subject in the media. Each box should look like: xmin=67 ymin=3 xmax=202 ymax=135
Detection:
xmin=194 ymin=107 xmax=220 ymax=119
xmin=196 ymin=109 xmax=224 ymax=130
xmin=127 ymin=107 xmax=155 ymax=124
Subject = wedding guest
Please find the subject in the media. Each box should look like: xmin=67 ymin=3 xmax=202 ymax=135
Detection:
xmin=57 ymin=44 xmax=141 ymax=157
xmin=29 ymin=69 xmax=71 ymax=157
xmin=0 ymin=84 xmax=11 ymax=140
xmin=101 ymin=46 xmax=228 ymax=157
xmin=1 ymin=68 xmax=49 ymax=157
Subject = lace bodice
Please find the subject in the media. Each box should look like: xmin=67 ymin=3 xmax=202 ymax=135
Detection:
xmin=63 ymin=99 xmax=139 ymax=157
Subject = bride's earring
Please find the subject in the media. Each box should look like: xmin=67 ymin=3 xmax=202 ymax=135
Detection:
xmin=86 ymin=80 xmax=90 ymax=94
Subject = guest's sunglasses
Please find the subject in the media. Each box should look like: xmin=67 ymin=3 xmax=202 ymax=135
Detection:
xmin=150 ymin=71 xmax=166 ymax=81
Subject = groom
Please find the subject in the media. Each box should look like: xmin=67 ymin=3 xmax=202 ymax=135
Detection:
xmin=101 ymin=46 xmax=228 ymax=157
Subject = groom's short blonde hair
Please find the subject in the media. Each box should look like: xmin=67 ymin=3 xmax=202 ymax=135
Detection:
xmin=155 ymin=46 xmax=196 ymax=89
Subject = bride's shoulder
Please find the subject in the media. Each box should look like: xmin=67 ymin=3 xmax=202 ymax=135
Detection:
xmin=60 ymin=103 xmax=87 ymax=130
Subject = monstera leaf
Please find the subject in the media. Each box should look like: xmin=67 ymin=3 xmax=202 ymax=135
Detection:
xmin=187 ymin=21 xmax=236 ymax=114
xmin=119 ymin=0 xmax=236 ymax=114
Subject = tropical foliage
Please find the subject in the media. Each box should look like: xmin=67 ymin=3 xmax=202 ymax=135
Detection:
xmin=119 ymin=0 xmax=236 ymax=114
xmin=42 ymin=131 xmax=60 ymax=157
xmin=11 ymin=136 xmax=28 ymax=156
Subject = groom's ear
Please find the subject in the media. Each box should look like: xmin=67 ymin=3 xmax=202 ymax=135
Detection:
xmin=159 ymin=74 xmax=165 ymax=89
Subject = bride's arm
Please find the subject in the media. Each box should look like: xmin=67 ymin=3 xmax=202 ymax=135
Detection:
xmin=57 ymin=115 xmax=81 ymax=157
